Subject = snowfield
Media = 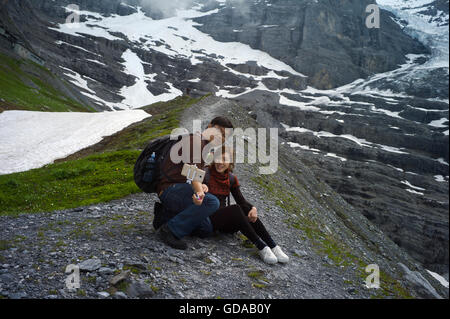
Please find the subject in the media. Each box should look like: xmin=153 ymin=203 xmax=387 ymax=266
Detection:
xmin=0 ymin=110 xmax=151 ymax=175
xmin=377 ymin=0 xmax=449 ymax=69
xmin=119 ymin=49 xmax=182 ymax=109
xmin=50 ymin=4 xmax=305 ymax=109
xmin=427 ymin=270 xmax=450 ymax=289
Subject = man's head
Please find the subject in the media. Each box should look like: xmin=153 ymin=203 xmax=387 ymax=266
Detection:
xmin=209 ymin=117 xmax=234 ymax=130
xmin=202 ymin=116 xmax=234 ymax=146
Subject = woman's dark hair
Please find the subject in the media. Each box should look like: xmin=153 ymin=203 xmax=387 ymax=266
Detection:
xmin=209 ymin=116 xmax=234 ymax=129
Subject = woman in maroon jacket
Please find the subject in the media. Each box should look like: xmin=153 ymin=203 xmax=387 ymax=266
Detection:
xmin=200 ymin=148 xmax=289 ymax=264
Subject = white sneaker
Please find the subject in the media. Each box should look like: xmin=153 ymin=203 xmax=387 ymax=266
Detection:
xmin=259 ymin=246 xmax=278 ymax=264
xmin=271 ymin=246 xmax=289 ymax=263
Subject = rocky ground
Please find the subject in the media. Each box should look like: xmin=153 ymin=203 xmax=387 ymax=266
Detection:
xmin=1 ymin=95 xmax=447 ymax=299
xmin=0 ymin=192 xmax=371 ymax=300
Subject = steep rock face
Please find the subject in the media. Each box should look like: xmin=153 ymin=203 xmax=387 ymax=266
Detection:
xmin=1 ymin=0 xmax=307 ymax=110
xmin=29 ymin=0 xmax=141 ymax=18
xmin=234 ymin=89 xmax=449 ymax=275
xmin=194 ymin=0 xmax=429 ymax=89
xmin=0 ymin=1 xmax=98 ymax=112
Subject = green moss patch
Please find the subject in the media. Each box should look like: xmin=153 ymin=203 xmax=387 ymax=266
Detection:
xmin=0 ymin=52 xmax=94 ymax=112
xmin=0 ymin=150 xmax=140 ymax=216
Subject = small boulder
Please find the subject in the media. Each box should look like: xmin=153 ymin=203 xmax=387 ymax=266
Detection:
xmin=78 ymin=259 xmax=102 ymax=272
xmin=126 ymin=280 xmax=155 ymax=298
xmin=109 ymin=270 xmax=130 ymax=286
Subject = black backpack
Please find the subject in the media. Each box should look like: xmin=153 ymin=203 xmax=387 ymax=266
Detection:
xmin=134 ymin=134 xmax=190 ymax=193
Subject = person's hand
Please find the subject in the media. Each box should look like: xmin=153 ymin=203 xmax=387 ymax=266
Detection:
xmin=201 ymin=184 xmax=209 ymax=193
xmin=248 ymin=207 xmax=258 ymax=223
xmin=193 ymin=191 xmax=205 ymax=206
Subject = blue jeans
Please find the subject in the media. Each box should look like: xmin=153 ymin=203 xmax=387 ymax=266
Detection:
xmin=159 ymin=183 xmax=219 ymax=239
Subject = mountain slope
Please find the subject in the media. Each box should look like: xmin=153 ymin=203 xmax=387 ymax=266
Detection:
xmin=0 ymin=95 xmax=447 ymax=299
xmin=1 ymin=0 xmax=428 ymax=109
xmin=0 ymin=2 xmax=97 ymax=112
xmin=0 ymin=0 xmax=448 ymax=290
xmin=194 ymin=0 xmax=430 ymax=89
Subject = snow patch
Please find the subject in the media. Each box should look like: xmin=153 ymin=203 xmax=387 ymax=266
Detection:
xmin=426 ymin=270 xmax=449 ymax=288
xmin=401 ymin=180 xmax=426 ymax=191
xmin=434 ymin=175 xmax=447 ymax=183
xmin=119 ymin=49 xmax=182 ymax=109
xmin=0 ymin=110 xmax=151 ymax=175
xmin=405 ymin=188 xmax=425 ymax=196
xmin=281 ymin=123 xmax=409 ymax=155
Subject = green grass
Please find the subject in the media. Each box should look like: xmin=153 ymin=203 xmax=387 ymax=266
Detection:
xmin=0 ymin=52 xmax=94 ymax=112
xmin=247 ymin=270 xmax=269 ymax=289
xmin=0 ymin=150 xmax=140 ymax=216
xmin=0 ymin=240 xmax=12 ymax=250
xmin=0 ymin=95 xmax=207 ymax=216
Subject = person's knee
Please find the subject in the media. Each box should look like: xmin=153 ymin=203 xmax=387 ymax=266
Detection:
xmin=204 ymin=193 xmax=220 ymax=212
xmin=229 ymin=204 xmax=245 ymax=217
xmin=160 ymin=183 xmax=195 ymax=213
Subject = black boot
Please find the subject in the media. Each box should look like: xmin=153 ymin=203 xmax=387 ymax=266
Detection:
xmin=153 ymin=202 xmax=165 ymax=230
xmin=156 ymin=223 xmax=188 ymax=250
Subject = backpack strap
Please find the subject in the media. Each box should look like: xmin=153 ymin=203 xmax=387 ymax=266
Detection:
xmin=229 ymin=173 xmax=236 ymax=188
xmin=159 ymin=133 xmax=192 ymax=183
xmin=203 ymin=167 xmax=211 ymax=185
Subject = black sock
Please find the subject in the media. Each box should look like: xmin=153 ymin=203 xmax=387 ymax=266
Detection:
xmin=265 ymin=238 xmax=277 ymax=249
xmin=254 ymin=238 xmax=267 ymax=250
xmin=250 ymin=219 xmax=277 ymax=249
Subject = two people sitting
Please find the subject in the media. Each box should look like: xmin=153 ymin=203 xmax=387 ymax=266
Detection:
xmin=153 ymin=117 xmax=289 ymax=264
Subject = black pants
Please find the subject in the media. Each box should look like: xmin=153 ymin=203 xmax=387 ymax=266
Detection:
xmin=209 ymin=204 xmax=276 ymax=250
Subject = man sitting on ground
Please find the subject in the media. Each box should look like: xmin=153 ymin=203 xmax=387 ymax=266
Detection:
xmin=155 ymin=117 xmax=234 ymax=250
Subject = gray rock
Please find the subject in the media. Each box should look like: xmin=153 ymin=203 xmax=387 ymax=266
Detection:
xmin=0 ymin=273 xmax=15 ymax=283
xmin=293 ymin=249 xmax=308 ymax=257
xmin=194 ymin=0 xmax=428 ymax=89
xmin=124 ymin=261 xmax=146 ymax=270
xmin=347 ymin=288 xmax=357 ymax=295
xmin=109 ymin=270 xmax=130 ymax=286
xmin=113 ymin=291 xmax=128 ymax=299
xmin=98 ymin=267 xmax=115 ymax=275
xmin=8 ymin=292 xmax=27 ymax=299
xmin=97 ymin=291 xmax=110 ymax=298
xmin=126 ymin=280 xmax=155 ymax=299
xmin=78 ymin=259 xmax=102 ymax=272
xmin=398 ymin=263 xmax=443 ymax=299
